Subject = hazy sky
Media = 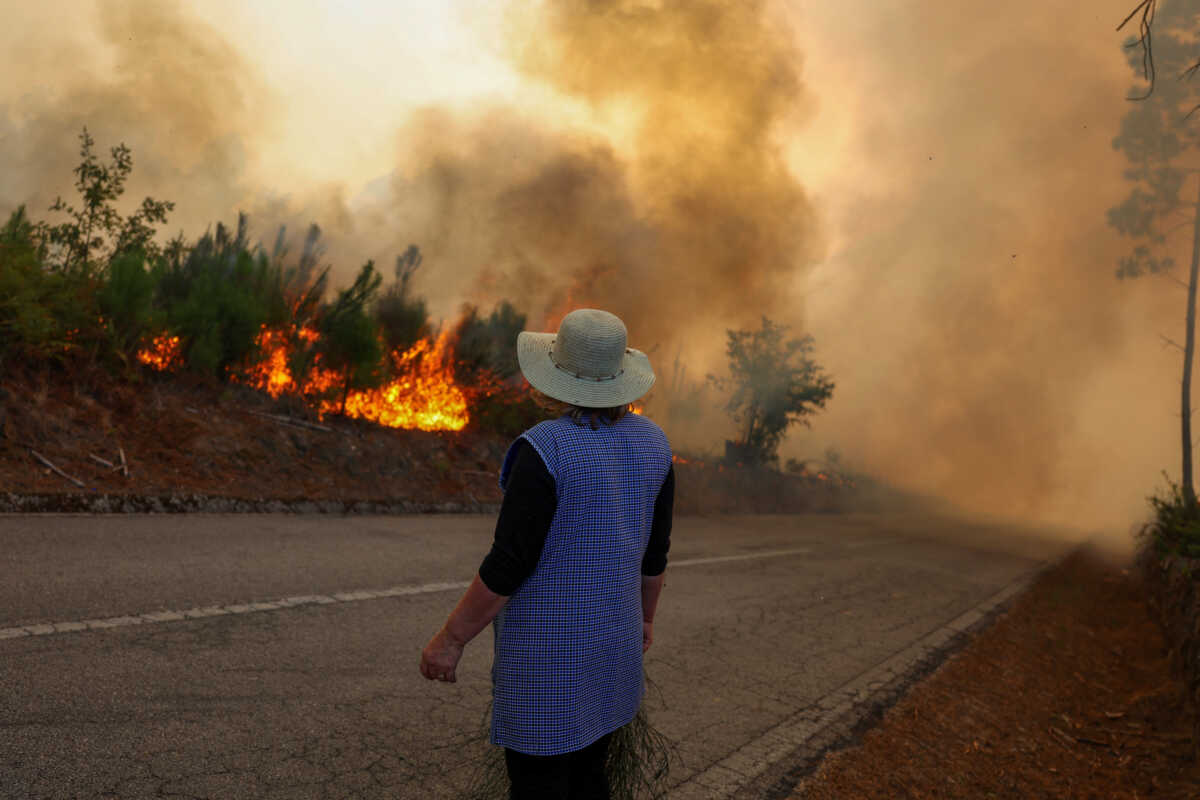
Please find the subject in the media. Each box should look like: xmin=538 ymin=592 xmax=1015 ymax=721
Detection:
xmin=0 ymin=0 xmax=1178 ymax=547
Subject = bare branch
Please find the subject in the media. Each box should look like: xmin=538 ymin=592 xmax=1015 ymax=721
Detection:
xmin=30 ymin=450 xmax=85 ymax=488
xmin=1118 ymin=0 xmax=1154 ymax=32
xmin=1161 ymin=333 xmax=1185 ymax=352
xmin=87 ymin=453 xmax=114 ymax=469
xmin=1160 ymin=271 xmax=1191 ymax=290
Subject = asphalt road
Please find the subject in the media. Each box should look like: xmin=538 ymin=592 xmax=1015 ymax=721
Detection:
xmin=0 ymin=511 xmax=1074 ymax=799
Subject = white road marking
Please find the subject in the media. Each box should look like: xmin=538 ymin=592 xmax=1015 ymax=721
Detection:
xmin=671 ymin=547 xmax=811 ymax=567
xmin=1 ymin=547 xmax=821 ymax=640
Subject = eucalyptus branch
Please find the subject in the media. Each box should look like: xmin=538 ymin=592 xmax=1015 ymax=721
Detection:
xmin=1118 ymin=0 xmax=1158 ymax=100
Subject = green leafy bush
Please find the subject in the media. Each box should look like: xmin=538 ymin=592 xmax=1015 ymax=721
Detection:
xmin=97 ymin=249 xmax=160 ymax=361
xmin=0 ymin=205 xmax=104 ymax=367
xmin=38 ymin=127 xmax=173 ymax=275
xmin=156 ymin=214 xmax=292 ymax=378
xmin=0 ymin=127 xmax=171 ymax=372
xmin=1142 ymin=473 xmax=1200 ymax=559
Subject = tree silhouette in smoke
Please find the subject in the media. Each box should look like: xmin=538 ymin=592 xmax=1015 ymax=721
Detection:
xmin=38 ymin=127 xmax=174 ymax=275
xmin=1109 ymin=2 xmax=1200 ymax=506
xmin=708 ymin=317 xmax=834 ymax=468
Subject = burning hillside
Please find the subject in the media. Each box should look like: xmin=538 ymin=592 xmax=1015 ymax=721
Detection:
xmin=138 ymin=324 xmax=470 ymax=433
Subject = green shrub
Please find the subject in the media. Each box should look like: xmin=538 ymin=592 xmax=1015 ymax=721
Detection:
xmin=1142 ymin=474 xmax=1200 ymax=559
xmin=375 ymin=245 xmax=430 ymax=354
xmin=467 ymin=386 xmax=545 ymax=438
xmin=97 ymin=248 xmax=160 ymax=361
xmin=156 ymin=214 xmax=291 ymax=378
xmin=453 ymin=300 xmax=526 ymax=381
xmin=451 ymin=300 xmax=537 ymax=437
xmin=316 ymin=261 xmax=386 ymax=411
xmin=0 ymin=205 xmax=104 ymax=368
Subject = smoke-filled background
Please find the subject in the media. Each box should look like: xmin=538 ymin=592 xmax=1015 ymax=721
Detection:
xmin=0 ymin=0 xmax=1177 ymax=547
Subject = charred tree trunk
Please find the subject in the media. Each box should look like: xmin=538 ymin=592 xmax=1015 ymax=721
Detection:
xmin=1183 ymin=178 xmax=1200 ymax=507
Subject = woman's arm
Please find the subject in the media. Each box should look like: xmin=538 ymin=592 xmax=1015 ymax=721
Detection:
xmin=641 ymin=464 xmax=674 ymax=653
xmin=642 ymin=572 xmax=665 ymax=623
xmin=641 ymin=572 xmax=666 ymax=653
xmin=419 ymin=572 xmax=508 ymax=683
xmin=443 ymin=572 xmax=510 ymax=646
xmin=420 ymin=440 xmax=556 ymax=684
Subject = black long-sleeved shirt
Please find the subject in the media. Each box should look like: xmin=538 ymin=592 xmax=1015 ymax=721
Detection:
xmin=478 ymin=439 xmax=675 ymax=596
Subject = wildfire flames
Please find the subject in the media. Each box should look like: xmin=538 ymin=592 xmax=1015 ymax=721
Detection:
xmin=236 ymin=326 xmax=323 ymax=399
xmin=320 ymin=334 xmax=468 ymax=432
xmin=137 ymin=326 xmax=469 ymax=432
xmin=136 ymin=334 xmax=182 ymax=371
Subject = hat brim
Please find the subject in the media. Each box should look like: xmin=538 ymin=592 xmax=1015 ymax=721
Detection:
xmin=517 ymin=331 xmax=655 ymax=407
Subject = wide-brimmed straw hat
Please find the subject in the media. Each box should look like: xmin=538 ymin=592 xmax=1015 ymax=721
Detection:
xmin=517 ymin=308 xmax=655 ymax=408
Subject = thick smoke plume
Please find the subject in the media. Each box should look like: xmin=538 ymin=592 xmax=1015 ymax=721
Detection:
xmin=789 ymin=0 xmax=1178 ymax=546
xmin=375 ymin=0 xmax=819 ymax=357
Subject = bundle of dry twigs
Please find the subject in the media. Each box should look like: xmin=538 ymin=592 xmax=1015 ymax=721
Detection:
xmin=462 ymin=672 xmax=674 ymax=800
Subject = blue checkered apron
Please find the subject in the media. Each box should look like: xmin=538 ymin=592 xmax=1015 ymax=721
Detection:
xmin=489 ymin=412 xmax=673 ymax=755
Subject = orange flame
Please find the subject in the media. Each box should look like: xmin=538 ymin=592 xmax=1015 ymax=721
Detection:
xmin=238 ymin=327 xmax=296 ymax=397
xmin=136 ymin=334 xmax=182 ymax=371
xmin=235 ymin=325 xmax=468 ymax=432
xmin=319 ymin=333 xmax=468 ymax=432
xmin=134 ymin=321 xmax=470 ymax=432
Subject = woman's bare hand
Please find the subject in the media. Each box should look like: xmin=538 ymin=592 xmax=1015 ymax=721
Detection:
xmin=420 ymin=629 xmax=464 ymax=683
xmin=642 ymin=620 xmax=653 ymax=653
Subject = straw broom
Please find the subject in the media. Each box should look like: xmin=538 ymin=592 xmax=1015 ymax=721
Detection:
xmin=463 ymin=671 xmax=675 ymax=800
